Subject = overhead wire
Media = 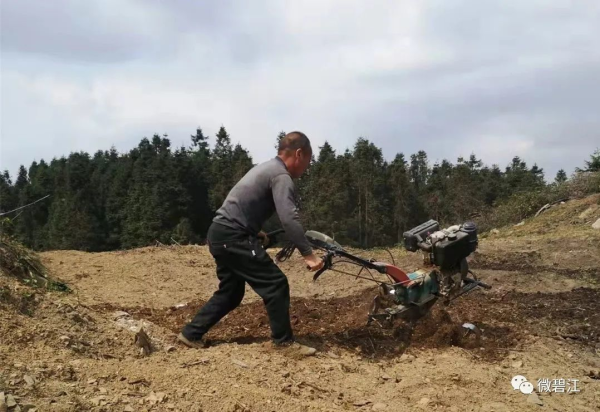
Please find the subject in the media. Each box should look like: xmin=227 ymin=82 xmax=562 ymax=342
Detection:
xmin=0 ymin=194 xmax=50 ymax=216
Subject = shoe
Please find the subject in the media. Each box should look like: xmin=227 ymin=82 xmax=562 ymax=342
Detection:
xmin=177 ymin=332 xmax=208 ymax=349
xmin=273 ymin=340 xmax=317 ymax=358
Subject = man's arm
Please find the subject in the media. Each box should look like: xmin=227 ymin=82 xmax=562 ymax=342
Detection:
xmin=271 ymin=173 xmax=313 ymax=256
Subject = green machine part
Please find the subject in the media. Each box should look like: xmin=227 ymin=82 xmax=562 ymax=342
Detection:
xmin=393 ymin=269 xmax=439 ymax=306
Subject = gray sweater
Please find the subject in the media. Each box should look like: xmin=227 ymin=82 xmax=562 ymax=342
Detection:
xmin=213 ymin=156 xmax=313 ymax=256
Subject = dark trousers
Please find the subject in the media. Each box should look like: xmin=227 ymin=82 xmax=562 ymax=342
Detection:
xmin=182 ymin=222 xmax=294 ymax=344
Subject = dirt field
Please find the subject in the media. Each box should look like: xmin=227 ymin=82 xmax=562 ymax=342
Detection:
xmin=1 ymin=196 xmax=599 ymax=411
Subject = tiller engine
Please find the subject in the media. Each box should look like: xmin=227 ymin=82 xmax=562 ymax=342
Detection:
xmin=269 ymin=220 xmax=491 ymax=326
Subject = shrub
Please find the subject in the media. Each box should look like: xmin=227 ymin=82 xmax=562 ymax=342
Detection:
xmin=477 ymin=171 xmax=600 ymax=231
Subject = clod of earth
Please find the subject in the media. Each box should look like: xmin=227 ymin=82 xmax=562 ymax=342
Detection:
xmin=90 ymin=396 xmax=107 ymax=407
xmin=113 ymin=311 xmax=130 ymax=320
xmin=231 ymin=359 xmax=249 ymax=368
xmin=418 ymin=397 xmax=430 ymax=407
xmin=23 ymin=375 xmax=35 ymax=387
xmin=5 ymin=395 xmax=17 ymax=408
xmin=134 ymin=327 xmax=152 ymax=356
xmin=145 ymin=391 xmax=167 ymax=404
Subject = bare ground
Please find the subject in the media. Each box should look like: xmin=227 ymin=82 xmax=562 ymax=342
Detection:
xmin=1 ymin=196 xmax=599 ymax=411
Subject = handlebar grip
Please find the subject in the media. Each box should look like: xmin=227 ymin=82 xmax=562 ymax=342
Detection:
xmin=464 ymin=277 xmax=492 ymax=290
xmin=477 ymin=280 xmax=492 ymax=290
xmin=312 ymin=266 xmax=327 ymax=282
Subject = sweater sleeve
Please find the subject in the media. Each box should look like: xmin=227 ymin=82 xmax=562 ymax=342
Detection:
xmin=271 ymin=173 xmax=313 ymax=256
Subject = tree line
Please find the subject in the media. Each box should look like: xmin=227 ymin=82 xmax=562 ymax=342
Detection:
xmin=1 ymin=126 xmax=599 ymax=251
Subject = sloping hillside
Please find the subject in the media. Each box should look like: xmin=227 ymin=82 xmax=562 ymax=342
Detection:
xmin=1 ymin=196 xmax=599 ymax=411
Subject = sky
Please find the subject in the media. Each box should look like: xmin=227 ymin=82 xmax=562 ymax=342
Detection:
xmin=1 ymin=0 xmax=599 ymax=180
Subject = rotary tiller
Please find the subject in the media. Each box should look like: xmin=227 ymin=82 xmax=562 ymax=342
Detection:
xmin=268 ymin=219 xmax=491 ymax=327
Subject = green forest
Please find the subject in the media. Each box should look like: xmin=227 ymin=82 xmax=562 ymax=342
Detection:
xmin=1 ymin=126 xmax=599 ymax=252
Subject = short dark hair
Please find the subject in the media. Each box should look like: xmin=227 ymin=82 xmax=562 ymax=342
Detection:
xmin=278 ymin=131 xmax=312 ymax=155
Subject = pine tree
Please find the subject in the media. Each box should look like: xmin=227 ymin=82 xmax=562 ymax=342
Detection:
xmin=188 ymin=129 xmax=213 ymax=239
xmin=68 ymin=152 xmax=103 ymax=250
xmin=28 ymin=160 xmax=53 ymax=249
xmin=584 ymin=148 xmax=600 ymax=172
xmin=300 ymin=141 xmax=356 ymax=244
xmin=191 ymin=127 xmax=209 ymax=152
xmin=210 ymin=126 xmax=234 ymax=210
xmin=47 ymin=157 xmax=71 ymax=249
xmin=104 ymin=148 xmax=132 ymax=249
xmin=231 ymin=144 xmax=254 ymax=183
xmin=480 ymin=165 xmax=503 ymax=206
xmin=555 ymin=169 xmax=568 ymax=184
xmin=529 ymin=164 xmax=545 ymax=187
xmin=409 ymin=150 xmax=429 ymax=194
xmin=0 ymin=171 xmax=17 ymax=237
xmin=122 ymin=135 xmax=184 ymax=247
xmin=275 ymin=131 xmax=286 ymax=151
xmin=173 ymin=217 xmax=194 ymax=244
xmin=172 ymin=146 xmax=194 ymax=233
xmin=503 ymin=157 xmax=544 ymax=195
xmin=350 ymin=138 xmax=390 ymax=247
xmin=12 ymin=166 xmax=36 ymax=246
xmin=300 ymin=142 xmax=336 ymax=235
xmin=0 ymin=171 xmax=16 ymax=215
xmin=467 ymin=153 xmax=483 ymax=171
xmin=15 ymin=166 xmax=29 ymax=192
xmin=389 ymin=153 xmax=419 ymax=243
xmin=446 ymin=155 xmax=484 ymax=222
xmin=423 ymin=160 xmax=450 ymax=223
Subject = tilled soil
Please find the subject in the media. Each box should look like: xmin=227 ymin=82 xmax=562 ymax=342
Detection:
xmin=470 ymin=250 xmax=600 ymax=280
xmin=95 ymin=286 xmax=599 ymax=363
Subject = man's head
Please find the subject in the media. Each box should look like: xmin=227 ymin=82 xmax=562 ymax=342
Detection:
xmin=277 ymin=131 xmax=312 ymax=178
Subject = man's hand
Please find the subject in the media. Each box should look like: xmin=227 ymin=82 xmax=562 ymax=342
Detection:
xmin=304 ymin=253 xmax=324 ymax=271
xmin=257 ymin=231 xmax=270 ymax=247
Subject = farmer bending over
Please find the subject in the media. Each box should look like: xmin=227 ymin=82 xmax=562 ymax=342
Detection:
xmin=178 ymin=131 xmax=324 ymax=357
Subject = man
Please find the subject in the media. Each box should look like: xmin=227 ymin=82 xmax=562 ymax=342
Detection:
xmin=178 ymin=131 xmax=324 ymax=357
